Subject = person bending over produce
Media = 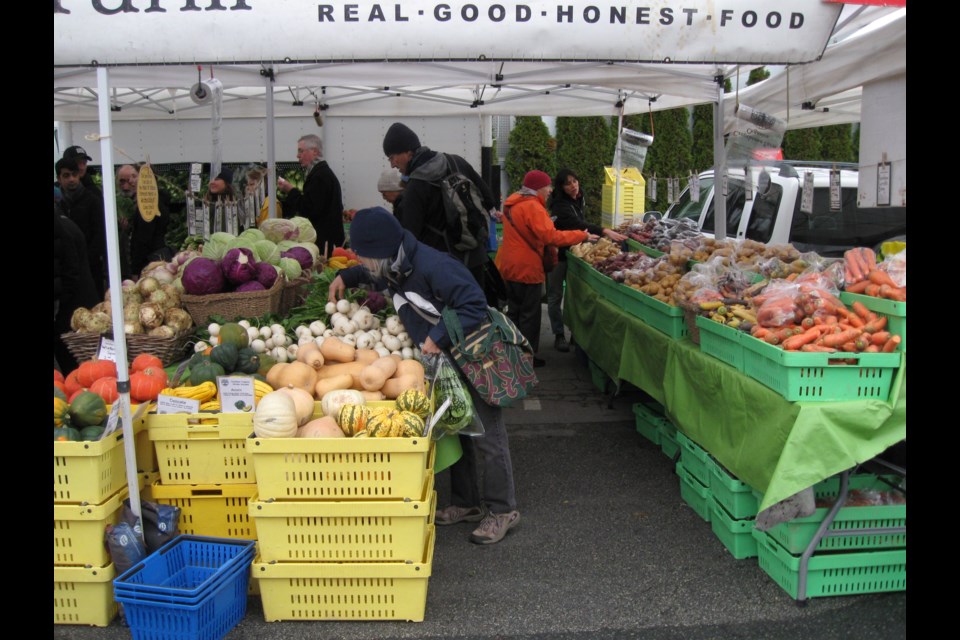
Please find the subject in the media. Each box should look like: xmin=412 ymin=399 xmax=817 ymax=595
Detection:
xmin=328 ymin=207 xmax=521 ymax=545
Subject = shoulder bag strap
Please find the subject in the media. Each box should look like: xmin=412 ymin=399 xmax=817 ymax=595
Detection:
xmin=502 ymin=205 xmax=543 ymax=255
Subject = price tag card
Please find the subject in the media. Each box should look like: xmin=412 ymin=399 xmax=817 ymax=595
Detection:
xmin=157 ymin=395 xmax=201 ymax=415
xmin=649 ymin=177 xmax=657 ymax=201
xmin=97 ymin=337 xmax=117 ymax=362
xmin=721 ymin=174 xmax=729 ymax=197
xmin=667 ymin=177 xmax=675 ymax=204
xmin=190 ymin=175 xmax=203 ymax=192
xmin=190 ymin=162 xmax=203 ymax=175
xmin=830 ymin=168 xmax=842 ymax=211
xmin=100 ymin=401 xmax=122 ymax=438
xmin=217 ymin=376 xmax=256 ymax=413
xmin=877 ymin=162 xmax=891 ymax=206
xmin=744 ymin=168 xmax=753 ymax=201
xmin=690 ymin=174 xmax=700 ymax=203
xmin=800 ymin=172 xmax=815 ymax=215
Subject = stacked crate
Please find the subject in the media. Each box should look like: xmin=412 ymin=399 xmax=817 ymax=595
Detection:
xmin=53 ymin=428 xmax=133 ymax=627
xmin=601 ymin=167 xmax=646 ymax=229
xmin=248 ymin=412 xmax=437 ymax=622
xmin=675 ymin=431 xmax=716 ymax=524
xmin=708 ymin=462 xmax=760 ymax=560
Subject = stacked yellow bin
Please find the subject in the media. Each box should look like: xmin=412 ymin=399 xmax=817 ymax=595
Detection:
xmin=248 ymin=408 xmax=437 ymax=622
xmin=601 ymin=166 xmax=646 ymax=229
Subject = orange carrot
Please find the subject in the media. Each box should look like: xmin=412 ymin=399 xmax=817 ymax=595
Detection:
xmin=851 ymin=301 xmax=872 ymax=321
xmin=851 ymin=249 xmax=872 ymax=280
xmin=865 ymin=283 xmax=881 ymax=297
xmin=868 ymin=269 xmax=898 ymax=288
xmin=846 ymin=314 xmax=865 ymax=329
xmin=801 ymin=344 xmax=838 ymax=353
xmin=786 ymin=273 xmax=799 ymax=282
xmin=801 ymin=317 xmax=816 ymax=329
xmin=844 ymin=250 xmax=865 ymax=282
xmin=863 ymin=316 xmax=888 ymax=333
xmin=821 ymin=328 xmax=861 ymax=348
xmin=782 ymin=328 xmax=821 ymax=351
xmin=860 ymin=247 xmax=877 ymax=270
xmin=813 ymin=317 xmax=825 ymax=326
xmin=854 ymin=335 xmax=872 ymax=351
xmin=752 ymin=326 xmax=770 ymax=339
xmin=881 ymin=336 xmax=901 ymax=353
xmin=879 ymin=284 xmax=907 ymax=302
xmin=870 ymin=331 xmax=891 ymax=346
xmin=824 ymin=315 xmax=839 ymax=325
xmin=840 ymin=342 xmax=859 ymax=353
xmin=863 ymin=344 xmax=880 ymax=353
xmin=764 ymin=333 xmax=780 ymax=345
xmin=845 ymin=280 xmax=870 ymax=294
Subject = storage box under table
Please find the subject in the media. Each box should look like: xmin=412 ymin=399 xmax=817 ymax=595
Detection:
xmin=676 ymin=461 xmax=711 ymax=523
xmin=253 ymin=526 xmax=435 ymax=622
xmin=54 ymin=487 xmax=128 ymax=567
xmin=709 ymin=462 xmax=759 ymax=521
xmin=676 ymin=431 xmax=717 ymax=488
xmin=149 ymin=481 xmax=259 ymax=540
xmin=710 ymin=499 xmax=757 ymax=560
xmin=251 ymin=475 xmax=435 ymax=563
xmin=54 ymin=563 xmax=118 ymax=627
xmin=632 ymin=402 xmax=661 ymax=446
xmin=146 ymin=412 xmax=256 ymax=485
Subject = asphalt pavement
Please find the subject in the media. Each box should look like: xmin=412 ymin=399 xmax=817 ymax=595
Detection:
xmin=53 ymin=307 xmax=908 ymax=640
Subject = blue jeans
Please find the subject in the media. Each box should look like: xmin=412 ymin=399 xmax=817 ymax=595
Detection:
xmin=546 ymin=260 xmax=568 ymax=337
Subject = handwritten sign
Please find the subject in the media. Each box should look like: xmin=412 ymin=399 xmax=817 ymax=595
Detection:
xmin=157 ymin=395 xmax=201 ymax=415
xmin=137 ymin=164 xmax=161 ymax=222
xmin=97 ymin=336 xmax=116 ymax=362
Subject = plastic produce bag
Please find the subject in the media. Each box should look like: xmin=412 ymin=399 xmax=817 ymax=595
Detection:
xmin=121 ymin=499 xmax=181 ymax=554
xmin=880 ymin=249 xmax=906 ymax=287
xmin=422 ymin=352 xmax=483 ymax=439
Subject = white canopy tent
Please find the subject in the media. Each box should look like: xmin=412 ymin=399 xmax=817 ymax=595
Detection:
xmin=53 ymin=0 xmax=904 ymax=523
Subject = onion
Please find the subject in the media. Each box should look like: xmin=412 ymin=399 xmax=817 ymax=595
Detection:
xmin=163 ymin=308 xmax=194 ymax=333
xmin=70 ymin=308 xmax=92 ymax=332
xmin=124 ymin=320 xmax=144 ymax=335
xmin=139 ymin=302 xmax=165 ymax=330
xmin=149 ymin=325 xmax=175 ymax=338
xmin=138 ymin=276 xmax=160 ymax=296
xmin=148 ymin=267 xmax=175 ymax=286
xmin=165 ymin=261 xmax=179 ymax=274
xmin=159 ymin=284 xmax=181 ymax=309
xmin=148 ymin=289 xmax=170 ymax=310
xmin=123 ymin=302 xmax=141 ymax=324
xmin=82 ymin=311 xmax=112 ymax=334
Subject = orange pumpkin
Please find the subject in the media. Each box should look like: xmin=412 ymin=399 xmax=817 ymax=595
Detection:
xmin=89 ymin=376 xmax=120 ymax=404
xmin=131 ymin=353 xmax=163 ymax=372
xmin=54 ymin=380 xmax=67 ymax=397
xmin=54 ymin=369 xmax=65 ymax=384
xmin=129 ymin=371 xmax=167 ymax=402
xmin=140 ymin=366 xmax=170 ymax=387
xmin=64 ymin=370 xmax=84 ymax=398
xmin=77 ymin=359 xmax=118 ymax=388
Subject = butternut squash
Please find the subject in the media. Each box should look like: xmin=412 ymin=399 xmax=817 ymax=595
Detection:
xmin=361 ymin=390 xmax=386 ymax=402
xmin=315 ymin=373 xmax=355 ymax=397
xmin=273 ymin=361 xmax=318 ymax=395
xmin=359 ymin=356 xmax=399 ymax=391
xmin=298 ymin=416 xmax=345 ymax=438
xmin=380 ymin=374 xmax=423 ymax=399
xmin=265 ymin=362 xmax=289 ymax=390
xmin=354 ymin=348 xmax=380 ymax=365
xmin=314 ymin=361 xmax=366 ymax=379
xmin=296 ymin=342 xmax=325 ymax=370
xmin=320 ymin=337 xmax=356 ymax=363
xmin=395 ymin=359 xmax=426 ymax=391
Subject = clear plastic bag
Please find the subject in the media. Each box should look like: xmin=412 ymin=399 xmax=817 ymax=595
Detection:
xmin=880 ymin=249 xmax=906 ymax=287
xmin=422 ymin=352 xmax=484 ymax=440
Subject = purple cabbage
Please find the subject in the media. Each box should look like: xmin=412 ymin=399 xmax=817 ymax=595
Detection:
xmin=281 ymin=247 xmax=313 ymax=272
xmin=221 ymin=247 xmax=258 ymax=286
xmin=361 ymin=290 xmax=387 ymax=314
xmin=234 ymin=280 xmax=266 ymax=293
xmin=181 ymin=257 xmax=225 ymax=295
xmin=255 ymin=262 xmax=279 ymax=289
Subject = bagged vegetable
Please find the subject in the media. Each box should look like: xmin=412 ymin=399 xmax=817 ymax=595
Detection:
xmin=880 ymin=249 xmax=906 ymax=288
xmin=422 ymin=352 xmax=479 ymax=439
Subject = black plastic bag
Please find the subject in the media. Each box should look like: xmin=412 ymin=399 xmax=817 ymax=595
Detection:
xmin=121 ymin=499 xmax=181 ymax=553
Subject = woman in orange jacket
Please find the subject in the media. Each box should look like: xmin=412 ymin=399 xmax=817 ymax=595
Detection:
xmin=496 ymin=170 xmax=597 ymax=366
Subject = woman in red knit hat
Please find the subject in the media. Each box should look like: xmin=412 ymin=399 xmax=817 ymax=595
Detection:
xmin=496 ymin=170 xmax=598 ymax=367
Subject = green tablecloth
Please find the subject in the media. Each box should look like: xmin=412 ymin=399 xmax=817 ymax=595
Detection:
xmin=564 ymin=268 xmax=907 ymax=511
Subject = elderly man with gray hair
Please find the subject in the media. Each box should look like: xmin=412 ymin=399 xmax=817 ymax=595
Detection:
xmin=277 ymin=133 xmax=345 ymax=251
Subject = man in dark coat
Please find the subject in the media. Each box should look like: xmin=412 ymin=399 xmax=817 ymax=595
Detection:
xmin=57 ymin=157 xmax=107 ymax=297
xmin=63 ymin=145 xmax=103 ymax=200
xmin=381 ymin=123 xmax=498 ymax=288
xmin=277 ymin=134 xmax=345 ymax=252
xmin=54 ymin=207 xmax=101 ymax=373
xmin=118 ymin=164 xmax=171 ymax=278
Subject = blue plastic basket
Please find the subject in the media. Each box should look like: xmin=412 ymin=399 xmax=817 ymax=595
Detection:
xmin=114 ymin=535 xmax=255 ymax=600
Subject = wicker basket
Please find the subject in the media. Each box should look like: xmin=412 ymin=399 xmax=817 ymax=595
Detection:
xmin=279 ymin=272 xmax=314 ymax=316
xmin=59 ymin=327 xmax=194 ymax=367
xmin=181 ymin=275 xmax=284 ymax=326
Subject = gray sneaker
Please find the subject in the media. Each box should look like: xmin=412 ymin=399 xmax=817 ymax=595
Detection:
xmin=435 ymin=505 xmax=485 ymax=526
xmin=469 ymin=510 xmax=520 ymax=545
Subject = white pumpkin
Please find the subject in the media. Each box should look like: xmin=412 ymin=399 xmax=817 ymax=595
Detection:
xmin=253 ymin=390 xmax=299 ymax=438
xmin=277 ymin=385 xmax=317 ymax=426
xmin=320 ymin=388 xmax=365 ymax=419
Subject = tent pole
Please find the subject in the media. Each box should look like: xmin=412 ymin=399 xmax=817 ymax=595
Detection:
xmin=96 ymin=66 xmax=143 ymax=527
xmin=265 ymin=66 xmax=277 ymax=219
xmin=713 ymin=73 xmax=727 ymax=240
xmin=614 ymin=96 xmax=624 ymax=228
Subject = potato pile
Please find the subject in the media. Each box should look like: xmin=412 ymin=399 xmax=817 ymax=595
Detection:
xmin=569 ymin=238 xmax=621 ymax=265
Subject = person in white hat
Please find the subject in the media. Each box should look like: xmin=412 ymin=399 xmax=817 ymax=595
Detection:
xmin=376 ymin=167 xmax=405 ymax=213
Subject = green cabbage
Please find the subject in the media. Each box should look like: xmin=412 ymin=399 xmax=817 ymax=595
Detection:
xmin=289 ymin=217 xmax=317 ymax=243
xmin=277 ymin=240 xmax=296 ymax=253
xmin=201 ymin=232 xmax=236 ymax=260
xmin=254 ymin=240 xmax=281 ymax=265
xmin=240 ymin=227 xmax=266 ymax=243
xmin=228 ymin=235 xmax=257 ymax=252
xmin=259 ymin=218 xmax=299 ymax=243
xmin=278 ymin=257 xmax=302 ymax=280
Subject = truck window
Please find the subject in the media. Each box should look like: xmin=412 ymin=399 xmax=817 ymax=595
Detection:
xmin=668 ymin=177 xmax=714 ymax=222
xmin=744 ymin=183 xmax=784 ymax=243
xmin=789 ymin=187 xmax=906 ymax=253
xmin=702 ymin=182 xmax=746 ymax=235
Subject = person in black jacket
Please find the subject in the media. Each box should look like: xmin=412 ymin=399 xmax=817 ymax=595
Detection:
xmin=381 ymin=122 xmax=498 ymax=292
xmin=54 ymin=207 xmax=101 ymax=373
xmin=277 ymin=134 xmax=345 ymax=252
xmin=63 ymin=145 xmax=103 ymax=200
xmin=546 ymin=168 xmax=627 ymax=352
xmin=118 ymin=164 xmax=171 ymax=277
xmin=57 ymin=157 xmax=107 ymax=298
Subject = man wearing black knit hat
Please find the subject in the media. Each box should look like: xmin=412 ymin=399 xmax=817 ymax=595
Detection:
xmin=382 ymin=122 xmax=498 ymax=293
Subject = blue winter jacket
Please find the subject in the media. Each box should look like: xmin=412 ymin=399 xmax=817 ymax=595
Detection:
xmin=338 ymin=229 xmax=488 ymax=349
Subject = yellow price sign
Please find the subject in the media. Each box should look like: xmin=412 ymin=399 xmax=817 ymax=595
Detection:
xmin=137 ymin=164 xmax=161 ymax=222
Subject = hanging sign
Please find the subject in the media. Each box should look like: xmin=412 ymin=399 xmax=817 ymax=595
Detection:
xmin=800 ymin=172 xmax=815 ymax=215
xmin=726 ymin=105 xmax=787 ymax=168
xmin=54 ymin=1 xmax=844 ymax=66
xmin=649 ymin=176 xmax=657 ymax=202
xmin=137 ymin=164 xmax=161 ymax=222
xmin=690 ymin=174 xmax=700 ymax=203
xmin=877 ymin=161 xmax=891 ymax=206
xmin=830 ymin=168 xmax=842 ymax=211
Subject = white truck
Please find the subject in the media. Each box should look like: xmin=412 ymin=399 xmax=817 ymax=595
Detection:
xmin=659 ymin=162 xmax=906 ymax=257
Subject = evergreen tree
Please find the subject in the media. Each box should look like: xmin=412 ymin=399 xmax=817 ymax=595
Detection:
xmin=505 ymin=116 xmax=557 ymax=193
xmin=747 ymin=67 xmax=771 ymax=86
xmin=852 ymin=125 xmax=860 ymax=162
xmin=782 ymin=128 xmax=822 ymax=160
xmin=820 ymin=124 xmax=855 ymax=163
xmin=555 ymin=116 xmax=615 ymax=225
xmin=691 ymin=104 xmax=714 ymax=173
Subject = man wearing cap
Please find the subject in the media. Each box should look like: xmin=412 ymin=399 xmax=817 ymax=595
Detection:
xmin=376 ymin=168 xmax=404 ymax=213
xmin=497 ymin=170 xmax=596 ymax=367
xmin=62 ymin=145 xmax=102 ymax=199
xmin=381 ymin=122 xmax=497 ymax=289
xmin=56 ymin=156 xmax=107 ymax=297
xmin=277 ymin=134 xmax=345 ymax=252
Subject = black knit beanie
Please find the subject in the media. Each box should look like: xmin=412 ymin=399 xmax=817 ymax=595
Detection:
xmin=382 ymin=123 xmax=422 ymax=156
xmin=350 ymin=207 xmax=404 ymax=258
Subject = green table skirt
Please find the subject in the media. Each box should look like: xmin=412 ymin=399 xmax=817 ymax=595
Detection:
xmin=564 ymin=268 xmax=906 ymax=511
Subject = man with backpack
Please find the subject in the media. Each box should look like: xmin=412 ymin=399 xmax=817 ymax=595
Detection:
xmin=382 ymin=122 xmax=500 ymax=297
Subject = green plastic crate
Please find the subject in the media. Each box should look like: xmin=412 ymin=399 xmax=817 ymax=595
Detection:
xmin=626 ymin=239 xmax=665 ymax=258
xmin=588 ymin=359 xmax=611 ymax=394
xmin=676 ymin=431 xmax=716 ymax=487
xmin=709 ymin=462 xmax=759 ymax=520
xmin=659 ymin=420 xmax=680 ymax=461
xmin=710 ymin=499 xmax=757 ymax=559
xmin=741 ymin=333 xmax=901 ymax=402
xmin=632 ymin=403 xmax=661 ymax=445
xmin=618 ymin=285 xmax=688 ymax=339
xmin=839 ymin=291 xmax=906 ymax=352
xmin=677 ymin=461 xmax=711 ymax=523
xmin=752 ymin=529 xmax=906 ymax=600
xmin=569 ymin=255 xmax=627 ymax=307
xmin=757 ymin=474 xmax=906 ymax=554
xmin=697 ymin=315 xmax=747 ymax=371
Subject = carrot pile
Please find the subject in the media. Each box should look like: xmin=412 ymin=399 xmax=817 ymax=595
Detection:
xmin=843 ymin=248 xmax=906 ymax=302
xmin=749 ymin=298 xmax=901 ymax=353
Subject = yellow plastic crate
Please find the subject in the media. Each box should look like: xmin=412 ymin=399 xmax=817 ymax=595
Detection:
xmin=248 ymin=433 xmax=434 ymax=502
xmin=53 ymin=563 xmax=118 ymax=627
xmin=251 ymin=475 xmax=435 ymax=563
xmin=53 ymin=487 xmax=128 ymax=567
xmin=149 ymin=481 xmax=259 ymax=540
xmin=146 ymin=412 xmax=256 ymax=485
xmin=54 ymin=428 xmax=131 ymax=504
xmin=602 ymin=166 xmax=646 ymax=216
xmin=253 ymin=527 xmax=434 ymax=622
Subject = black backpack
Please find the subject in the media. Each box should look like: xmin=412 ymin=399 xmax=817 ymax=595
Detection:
xmin=423 ymin=154 xmax=491 ymax=255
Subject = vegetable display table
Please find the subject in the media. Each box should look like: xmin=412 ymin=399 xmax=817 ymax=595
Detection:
xmin=563 ymin=268 xmax=907 ymax=513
